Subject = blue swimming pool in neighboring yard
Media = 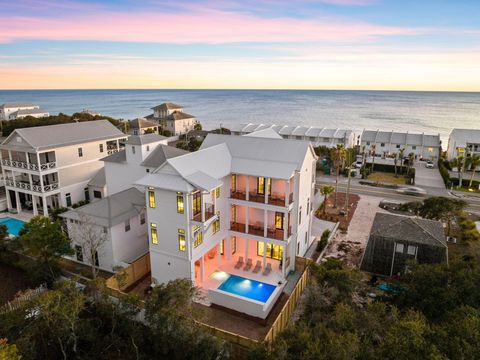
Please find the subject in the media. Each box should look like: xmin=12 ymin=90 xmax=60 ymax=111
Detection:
xmin=0 ymin=217 xmax=26 ymax=236
xmin=218 ymin=274 xmax=276 ymax=303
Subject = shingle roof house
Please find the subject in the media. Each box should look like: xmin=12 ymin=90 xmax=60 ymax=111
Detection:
xmin=148 ymin=102 xmax=197 ymax=136
xmin=360 ymin=213 xmax=448 ymax=276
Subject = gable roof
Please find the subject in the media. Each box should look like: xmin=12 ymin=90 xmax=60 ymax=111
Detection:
xmin=15 ymin=108 xmax=48 ymax=116
xmin=163 ymin=111 xmax=195 ymax=121
xmin=129 ymin=118 xmax=159 ymax=129
xmin=60 ymin=187 xmax=144 ymax=228
xmin=125 ymin=133 xmax=167 ymax=146
xmin=243 ymin=127 xmax=283 ymax=139
xmin=141 ymin=144 xmax=188 ymax=168
xmin=0 ymin=120 xmax=125 ymax=151
xmin=370 ymin=213 xmax=446 ymax=247
xmin=102 ymin=150 xmax=126 ymax=163
xmin=1 ymin=103 xmax=38 ymax=109
xmin=151 ymin=102 xmax=182 ymax=110
xmin=88 ymin=168 xmax=106 ymax=188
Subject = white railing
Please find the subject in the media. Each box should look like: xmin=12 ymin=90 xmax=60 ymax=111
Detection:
xmin=1 ymin=159 xmax=56 ymax=171
xmin=5 ymin=179 xmax=59 ymax=193
xmin=107 ymin=149 xmax=119 ymax=155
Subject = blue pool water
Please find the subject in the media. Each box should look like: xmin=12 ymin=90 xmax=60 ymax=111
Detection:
xmin=218 ymin=274 xmax=276 ymax=303
xmin=0 ymin=217 xmax=26 ymax=236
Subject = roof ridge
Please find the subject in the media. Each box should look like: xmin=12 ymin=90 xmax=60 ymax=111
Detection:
xmin=410 ymin=217 xmax=446 ymax=246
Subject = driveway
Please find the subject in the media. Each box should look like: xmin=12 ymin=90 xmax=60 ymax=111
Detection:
xmin=414 ymin=163 xmax=446 ymax=189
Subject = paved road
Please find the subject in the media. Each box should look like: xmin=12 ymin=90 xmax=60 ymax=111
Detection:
xmin=316 ymin=180 xmax=480 ymax=214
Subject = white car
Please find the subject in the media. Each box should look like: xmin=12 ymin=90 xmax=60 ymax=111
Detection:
xmin=425 ymin=161 xmax=434 ymax=169
xmin=396 ymin=186 xmax=427 ymax=196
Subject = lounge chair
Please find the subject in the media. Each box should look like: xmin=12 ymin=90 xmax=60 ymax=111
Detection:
xmin=263 ymin=263 xmax=272 ymax=276
xmin=243 ymin=258 xmax=253 ymax=271
xmin=252 ymin=260 xmax=262 ymax=274
xmin=234 ymin=256 xmax=244 ymax=269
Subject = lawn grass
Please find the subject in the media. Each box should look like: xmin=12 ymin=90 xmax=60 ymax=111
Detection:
xmin=367 ymin=171 xmax=407 ymax=185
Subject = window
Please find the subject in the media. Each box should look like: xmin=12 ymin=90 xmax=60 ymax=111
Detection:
xmin=103 ymin=227 xmax=108 ymax=234
xmin=257 ymin=177 xmax=265 ymax=195
xmin=124 ymin=219 xmax=130 ymax=232
xmin=75 ymin=245 xmax=83 ymax=262
xmin=140 ymin=212 xmax=146 ymax=225
xmin=178 ymin=229 xmax=186 ymax=251
xmin=396 ymin=144 xmax=400 ymax=149
xmin=305 ymin=232 xmax=308 ymax=244
xmin=176 ymin=193 xmax=184 ymax=214
xmin=412 ymin=146 xmax=417 ymax=150
xmin=150 ymin=223 xmax=158 ymax=244
xmin=231 ymin=236 xmax=236 ymax=254
xmin=215 ymin=187 xmax=220 ymax=198
xmin=395 ymin=243 xmax=404 ymax=253
xmin=78 ymin=148 xmax=83 ymax=157
xmin=146 ymin=169 xmax=150 ymax=173
xmin=148 ymin=187 xmax=156 ymax=208
xmin=194 ymin=226 xmax=203 ymax=248
xmin=297 ymin=242 xmax=300 ymax=254
xmin=99 ymin=144 xmax=104 ymax=153
xmin=231 ymin=205 xmax=236 ymax=222
xmin=146 ymin=145 xmax=150 ymax=151
xmin=212 ymin=219 xmax=220 ymax=234
xmin=275 ymin=212 xmax=284 ymax=230
xmin=257 ymin=242 xmax=283 ymax=260
xmin=192 ymin=192 xmax=201 ymax=215
xmin=380 ymin=143 xmax=385 ymax=147
xmin=231 ymin=174 xmax=236 ymax=192
xmin=94 ymin=251 xmax=99 ymax=267
xmin=307 ymin=198 xmax=310 ymax=213
xmin=84 ymin=188 xmax=90 ymax=201
xmin=298 ymin=207 xmax=302 ymax=225
xmin=132 ymin=146 xmax=136 ymax=154
xmin=219 ymin=239 xmax=224 ymax=255
xmin=66 ymin=193 xmax=72 ymax=207
xmin=366 ymin=141 xmax=371 ymax=146
xmin=93 ymin=190 xmax=102 ymax=199
xmin=407 ymin=245 xmax=417 ymax=256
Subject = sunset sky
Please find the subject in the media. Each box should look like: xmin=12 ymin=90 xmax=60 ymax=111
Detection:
xmin=1 ymin=0 xmax=479 ymax=90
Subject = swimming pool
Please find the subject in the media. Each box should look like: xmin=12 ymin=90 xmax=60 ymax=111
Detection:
xmin=217 ymin=274 xmax=276 ymax=303
xmin=0 ymin=217 xmax=26 ymax=236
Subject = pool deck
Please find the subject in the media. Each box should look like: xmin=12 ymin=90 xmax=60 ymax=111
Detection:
xmin=0 ymin=212 xmax=34 ymax=223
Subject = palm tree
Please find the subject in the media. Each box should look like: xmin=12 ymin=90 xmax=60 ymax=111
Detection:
xmin=451 ymin=156 xmax=465 ymax=188
xmin=393 ymin=153 xmax=398 ymax=178
xmin=370 ymin=144 xmax=376 ymax=173
xmin=398 ymin=148 xmax=405 ymax=175
xmin=331 ymin=144 xmax=345 ymax=208
xmin=406 ymin=152 xmax=415 ymax=178
xmin=466 ymin=154 xmax=480 ymax=188
xmin=320 ymin=185 xmax=334 ymax=215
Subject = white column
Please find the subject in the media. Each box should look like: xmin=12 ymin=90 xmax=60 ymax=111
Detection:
xmin=282 ymin=245 xmax=286 ymax=278
xmin=42 ymin=195 xmax=48 ymax=217
xmin=32 ymin=195 xmax=38 ymax=216
xmin=226 ymin=237 xmax=231 ymax=260
xmin=245 ymin=207 xmax=249 ymax=233
xmin=263 ymin=209 xmax=267 ymax=237
xmin=284 ymin=211 xmax=289 ymax=241
xmin=245 ymin=176 xmax=249 ymax=201
xmin=201 ymin=193 xmax=205 ymax=222
xmin=264 ymin=179 xmax=268 ymax=204
xmin=200 ymin=255 xmax=205 ymax=282
xmin=285 ymin=180 xmax=290 ymax=207
xmin=15 ymin=191 xmax=21 ymax=213
xmin=6 ymin=190 xmax=12 ymax=211
xmin=245 ymin=239 xmax=249 ymax=260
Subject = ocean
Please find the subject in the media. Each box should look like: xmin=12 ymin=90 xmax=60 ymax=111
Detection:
xmin=1 ymin=89 xmax=479 ymax=143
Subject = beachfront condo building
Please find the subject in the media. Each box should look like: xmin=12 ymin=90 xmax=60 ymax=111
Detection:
xmin=447 ymin=128 xmax=480 ymax=161
xmin=0 ymin=103 xmax=49 ymax=120
xmin=136 ymin=130 xmax=317 ymax=318
xmin=146 ymin=102 xmax=197 ymax=136
xmin=0 ymin=120 xmax=125 ymax=216
xmin=231 ymin=123 xmax=356 ymax=148
xmin=360 ymin=129 xmax=441 ymax=161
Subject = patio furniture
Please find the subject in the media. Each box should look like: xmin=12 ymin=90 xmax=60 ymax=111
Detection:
xmin=263 ymin=263 xmax=272 ymax=276
xmin=243 ymin=258 xmax=253 ymax=271
xmin=234 ymin=256 xmax=244 ymax=269
xmin=252 ymin=260 xmax=262 ymax=273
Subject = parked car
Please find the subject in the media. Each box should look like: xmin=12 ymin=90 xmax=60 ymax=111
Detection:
xmin=379 ymin=199 xmax=403 ymax=211
xmin=396 ymin=186 xmax=427 ymax=196
xmin=425 ymin=160 xmax=434 ymax=169
xmin=352 ymin=161 xmax=363 ymax=169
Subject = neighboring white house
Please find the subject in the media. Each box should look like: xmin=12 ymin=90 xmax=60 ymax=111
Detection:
xmin=147 ymin=102 xmax=197 ymax=136
xmin=60 ymin=187 xmax=148 ymax=272
xmin=231 ymin=123 xmax=356 ymax=148
xmin=100 ymin=134 xmax=187 ymax=197
xmin=447 ymin=128 xmax=480 ymax=160
xmin=0 ymin=120 xmax=126 ymax=216
xmin=360 ymin=129 xmax=441 ymax=160
xmin=0 ymin=103 xmax=49 ymax=120
xmin=136 ymin=130 xmax=317 ymax=319
xmin=128 ymin=118 xmax=159 ymax=135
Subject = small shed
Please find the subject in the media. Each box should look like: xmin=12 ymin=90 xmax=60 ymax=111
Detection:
xmin=360 ymin=213 xmax=447 ymax=277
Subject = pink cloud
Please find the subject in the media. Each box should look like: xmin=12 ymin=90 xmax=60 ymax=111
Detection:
xmin=0 ymin=9 xmax=417 ymax=44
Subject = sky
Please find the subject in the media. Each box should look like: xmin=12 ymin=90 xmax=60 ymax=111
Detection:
xmin=0 ymin=0 xmax=479 ymax=91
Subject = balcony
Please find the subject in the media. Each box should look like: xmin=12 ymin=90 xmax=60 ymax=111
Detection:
xmin=2 ymin=159 xmax=56 ymax=171
xmin=267 ymin=194 xmax=286 ymax=206
xmin=5 ymin=179 xmax=59 ymax=193
xmin=230 ymin=221 xmax=246 ymax=233
xmin=192 ymin=203 xmax=215 ymax=222
xmin=230 ymin=190 xmax=246 ymax=201
xmin=230 ymin=221 xmax=291 ymax=241
xmin=248 ymin=192 xmax=265 ymax=204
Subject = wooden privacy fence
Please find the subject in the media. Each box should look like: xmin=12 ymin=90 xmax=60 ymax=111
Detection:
xmin=106 ymin=253 xmax=151 ymax=291
xmin=264 ymin=266 xmax=310 ymax=343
